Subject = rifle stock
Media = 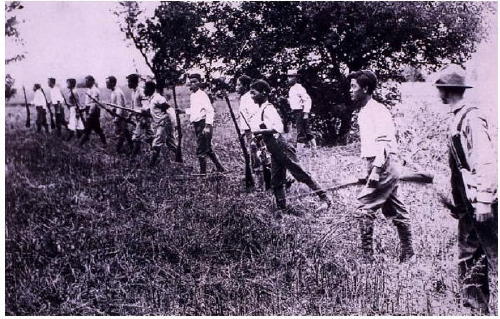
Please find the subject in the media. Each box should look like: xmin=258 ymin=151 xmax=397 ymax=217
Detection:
xmin=172 ymin=85 xmax=183 ymax=163
xmin=223 ymin=93 xmax=255 ymax=189
xmin=22 ymin=86 xmax=30 ymax=128
xmin=40 ymin=88 xmax=56 ymax=129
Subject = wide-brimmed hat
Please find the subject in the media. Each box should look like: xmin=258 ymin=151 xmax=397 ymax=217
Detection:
xmin=435 ymin=65 xmax=473 ymax=89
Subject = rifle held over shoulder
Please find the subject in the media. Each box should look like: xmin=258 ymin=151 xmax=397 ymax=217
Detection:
xmin=22 ymin=86 xmax=31 ymax=128
xmin=40 ymin=88 xmax=56 ymax=129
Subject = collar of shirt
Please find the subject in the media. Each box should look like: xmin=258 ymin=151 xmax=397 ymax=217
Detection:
xmin=449 ymin=103 xmax=466 ymax=115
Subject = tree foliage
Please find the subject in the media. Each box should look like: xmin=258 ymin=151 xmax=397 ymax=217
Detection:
xmin=5 ymin=1 xmax=25 ymax=101
xmin=117 ymin=1 xmax=492 ymax=144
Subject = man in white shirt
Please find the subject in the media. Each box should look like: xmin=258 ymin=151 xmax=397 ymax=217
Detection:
xmin=79 ymin=75 xmax=107 ymax=147
xmin=349 ymin=70 xmax=414 ymax=263
xmin=65 ymin=78 xmax=85 ymax=141
xmin=48 ymin=78 xmax=68 ymax=136
xmin=128 ymin=74 xmax=153 ymax=158
xmin=32 ymin=83 xmax=49 ymax=133
xmin=107 ymin=76 xmax=133 ymax=154
xmin=249 ymin=79 xmax=331 ymax=217
xmin=187 ymin=73 xmax=225 ymax=174
xmin=287 ymin=69 xmax=316 ymax=149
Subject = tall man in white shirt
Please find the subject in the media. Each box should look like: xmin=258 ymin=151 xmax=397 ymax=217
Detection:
xmin=348 ymin=70 xmax=414 ymax=263
xmin=249 ymin=79 xmax=331 ymax=217
xmin=287 ymin=69 xmax=316 ymax=149
xmin=48 ymin=78 xmax=67 ymax=136
xmin=79 ymin=75 xmax=107 ymax=147
xmin=32 ymin=83 xmax=49 ymax=133
xmin=128 ymin=74 xmax=153 ymax=158
xmin=187 ymin=73 xmax=225 ymax=175
xmin=107 ymin=76 xmax=133 ymax=154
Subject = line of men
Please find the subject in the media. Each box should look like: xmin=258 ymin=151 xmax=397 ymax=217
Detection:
xmin=28 ymin=64 xmax=496 ymax=314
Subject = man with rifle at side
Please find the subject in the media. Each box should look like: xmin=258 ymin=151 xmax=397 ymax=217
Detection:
xmin=79 ymin=75 xmax=107 ymax=147
xmin=348 ymin=70 xmax=414 ymax=264
xmin=248 ymin=79 xmax=331 ymax=217
xmin=48 ymin=77 xmax=68 ymax=136
xmin=32 ymin=83 xmax=49 ymax=133
xmin=434 ymin=65 xmax=497 ymax=314
xmin=65 ymin=78 xmax=85 ymax=141
xmin=106 ymin=75 xmax=133 ymax=154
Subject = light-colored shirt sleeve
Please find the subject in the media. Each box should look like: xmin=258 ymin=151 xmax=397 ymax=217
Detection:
xmin=49 ymin=87 xmax=64 ymax=104
xmin=288 ymin=84 xmax=312 ymax=113
xmin=239 ymin=92 xmax=258 ymax=130
xmin=32 ymin=90 xmax=47 ymax=109
xmin=189 ymin=90 xmax=214 ymax=125
xmin=249 ymin=102 xmax=283 ymax=133
xmin=462 ymin=111 xmax=497 ymax=205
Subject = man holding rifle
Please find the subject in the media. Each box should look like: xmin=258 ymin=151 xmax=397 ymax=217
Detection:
xmin=79 ymin=75 xmax=107 ymax=147
xmin=248 ymin=79 xmax=331 ymax=217
xmin=348 ymin=70 xmax=414 ymax=263
xmin=128 ymin=73 xmax=153 ymax=158
xmin=106 ymin=75 xmax=133 ymax=154
xmin=434 ymin=65 xmax=497 ymax=314
xmin=65 ymin=78 xmax=85 ymax=141
xmin=32 ymin=83 xmax=49 ymax=133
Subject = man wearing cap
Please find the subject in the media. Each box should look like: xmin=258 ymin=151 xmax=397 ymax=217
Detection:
xmin=48 ymin=78 xmax=67 ymax=136
xmin=434 ymin=64 xmax=497 ymax=314
xmin=107 ymin=76 xmax=133 ymax=154
xmin=143 ymin=81 xmax=175 ymax=167
xmin=65 ymin=78 xmax=85 ymax=141
xmin=32 ymin=83 xmax=49 ymax=133
xmin=348 ymin=70 xmax=414 ymax=263
xmin=187 ymin=73 xmax=225 ymax=174
xmin=248 ymin=79 xmax=331 ymax=216
xmin=287 ymin=69 xmax=316 ymax=149
xmin=79 ymin=75 xmax=107 ymax=147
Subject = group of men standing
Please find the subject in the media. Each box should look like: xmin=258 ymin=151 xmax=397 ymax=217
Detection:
xmin=25 ymin=64 xmax=497 ymax=314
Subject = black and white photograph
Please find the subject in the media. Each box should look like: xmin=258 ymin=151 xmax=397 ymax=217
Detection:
xmin=4 ymin=1 xmax=498 ymax=316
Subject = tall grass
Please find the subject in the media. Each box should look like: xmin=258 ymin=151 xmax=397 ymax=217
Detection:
xmin=5 ymin=86 xmax=497 ymax=315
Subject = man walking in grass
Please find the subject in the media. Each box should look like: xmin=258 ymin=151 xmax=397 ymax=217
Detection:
xmin=248 ymin=79 xmax=331 ymax=217
xmin=107 ymin=75 xmax=133 ymax=154
xmin=48 ymin=78 xmax=67 ymax=136
xmin=287 ymin=69 xmax=316 ymax=150
xmin=143 ymin=81 xmax=175 ymax=167
xmin=187 ymin=73 xmax=226 ymax=175
xmin=79 ymin=75 xmax=107 ymax=147
xmin=65 ymin=78 xmax=85 ymax=141
xmin=348 ymin=70 xmax=414 ymax=263
xmin=32 ymin=83 xmax=49 ymax=133
xmin=434 ymin=65 xmax=497 ymax=314
xmin=128 ymin=73 xmax=153 ymax=158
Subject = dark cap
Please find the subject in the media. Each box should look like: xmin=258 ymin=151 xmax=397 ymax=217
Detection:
xmin=48 ymin=77 xmax=56 ymax=82
xmin=106 ymin=76 xmax=117 ymax=84
xmin=188 ymin=73 xmax=202 ymax=81
xmin=126 ymin=73 xmax=140 ymax=81
xmin=250 ymin=79 xmax=271 ymax=93
xmin=85 ymin=75 xmax=95 ymax=83
xmin=66 ymin=78 xmax=76 ymax=86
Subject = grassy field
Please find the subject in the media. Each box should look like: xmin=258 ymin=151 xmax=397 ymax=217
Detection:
xmin=5 ymin=83 xmax=497 ymax=315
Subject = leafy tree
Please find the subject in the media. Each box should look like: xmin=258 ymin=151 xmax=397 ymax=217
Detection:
xmin=200 ymin=1 xmax=493 ymax=144
xmin=5 ymin=1 xmax=25 ymax=101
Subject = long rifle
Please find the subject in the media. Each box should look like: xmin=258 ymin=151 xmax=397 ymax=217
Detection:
xmin=287 ymin=172 xmax=434 ymax=200
xmin=40 ymin=88 xmax=56 ymax=129
xmin=172 ymin=85 xmax=183 ymax=163
xmin=223 ymin=93 xmax=255 ymax=189
xmin=69 ymin=88 xmax=87 ymax=127
xmin=86 ymin=94 xmax=136 ymax=126
xmin=22 ymin=86 xmax=30 ymax=128
xmin=103 ymin=101 xmax=147 ymax=117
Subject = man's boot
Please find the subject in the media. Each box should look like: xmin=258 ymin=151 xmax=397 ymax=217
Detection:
xmin=149 ymin=146 xmax=161 ymax=167
xmin=315 ymin=191 xmax=332 ymax=215
xmin=359 ymin=215 xmax=375 ymax=263
xmin=396 ymin=223 xmax=415 ymax=263
xmin=199 ymin=157 xmax=207 ymax=175
xmin=208 ymin=152 xmax=226 ymax=173
xmin=273 ymin=187 xmax=287 ymax=219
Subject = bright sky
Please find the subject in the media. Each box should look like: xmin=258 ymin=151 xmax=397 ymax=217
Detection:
xmin=5 ymin=1 xmax=158 ymax=88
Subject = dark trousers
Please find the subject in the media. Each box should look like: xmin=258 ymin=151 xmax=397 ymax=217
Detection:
xmin=114 ymin=119 xmax=133 ymax=152
xmin=450 ymin=155 xmax=498 ymax=312
xmin=79 ymin=117 xmax=106 ymax=146
xmin=55 ymin=110 xmax=67 ymax=135
xmin=292 ymin=110 xmax=314 ymax=143
xmin=193 ymin=119 xmax=224 ymax=172
xmin=263 ymin=134 xmax=325 ymax=206
xmin=35 ymin=106 xmax=49 ymax=133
